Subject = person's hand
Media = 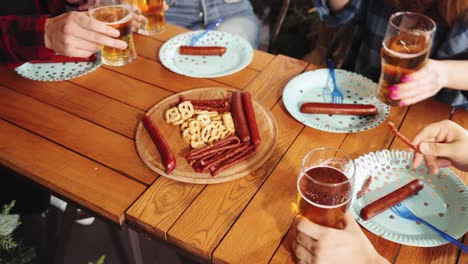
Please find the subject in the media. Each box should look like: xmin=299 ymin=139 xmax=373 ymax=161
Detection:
xmin=44 ymin=11 xmax=127 ymax=58
xmin=291 ymin=213 xmax=389 ymax=264
xmin=132 ymin=2 xmax=169 ymax=32
xmin=389 ymin=59 xmax=448 ymax=107
xmin=412 ymin=120 xmax=468 ymax=174
xmin=131 ymin=11 xmax=147 ymax=32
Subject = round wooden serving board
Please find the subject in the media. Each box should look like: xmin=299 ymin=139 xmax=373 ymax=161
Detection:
xmin=135 ymin=87 xmax=278 ymax=184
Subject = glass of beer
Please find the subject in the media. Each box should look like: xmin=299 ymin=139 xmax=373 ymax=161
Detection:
xmin=297 ymin=147 xmax=355 ymax=229
xmin=134 ymin=0 xmax=165 ymax=35
xmin=89 ymin=0 xmax=137 ymax=66
xmin=378 ymin=12 xmax=436 ymax=106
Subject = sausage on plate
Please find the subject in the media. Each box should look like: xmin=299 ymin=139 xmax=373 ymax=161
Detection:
xmin=179 ymin=46 xmax=227 ymax=56
xmin=360 ymin=179 xmax=424 ymax=220
xmin=300 ymin=102 xmax=378 ymax=116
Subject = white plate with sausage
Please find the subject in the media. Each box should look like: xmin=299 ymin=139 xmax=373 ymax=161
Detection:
xmin=282 ymin=69 xmax=390 ymax=133
xmin=159 ymin=30 xmax=253 ymax=78
xmin=350 ymin=150 xmax=468 ymax=247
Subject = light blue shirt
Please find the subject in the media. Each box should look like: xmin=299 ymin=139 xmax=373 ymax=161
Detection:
xmin=166 ymin=0 xmax=260 ymax=48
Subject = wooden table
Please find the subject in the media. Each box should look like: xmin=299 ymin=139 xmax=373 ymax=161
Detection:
xmin=0 ymin=24 xmax=466 ymax=264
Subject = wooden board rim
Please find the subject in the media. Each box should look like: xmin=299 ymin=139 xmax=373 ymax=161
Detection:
xmin=135 ymin=87 xmax=278 ymax=184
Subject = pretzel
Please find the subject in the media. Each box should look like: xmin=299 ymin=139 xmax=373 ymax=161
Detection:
xmin=183 ymin=127 xmax=200 ymax=144
xmin=211 ymin=120 xmax=223 ymax=129
xmin=178 ymin=101 xmax=195 ymax=120
xmin=191 ymin=138 xmax=206 ymax=149
xmin=165 ymin=107 xmax=181 ymax=123
xmin=222 ymin=112 xmax=235 ymax=133
xmin=201 ymin=124 xmax=214 ymax=143
xmin=165 ymin=99 xmax=236 ymax=149
xmin=188 ymin=120 xmax=202 ymax=131
xmin=197 ymin=114 xmax=211 ymax=127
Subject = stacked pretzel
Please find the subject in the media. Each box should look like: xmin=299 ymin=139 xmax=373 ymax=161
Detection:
xmin=165 ymin=98 xmax=235 ymax=149
xmin=185 ymin=91 xmax=261 ymax=176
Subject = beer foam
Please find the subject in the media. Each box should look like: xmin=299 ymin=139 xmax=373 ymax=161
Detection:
xmin=382 ymin=41 xmax=430 ymax=59
xmin=90 ymin=4 xmax=133 ymax=25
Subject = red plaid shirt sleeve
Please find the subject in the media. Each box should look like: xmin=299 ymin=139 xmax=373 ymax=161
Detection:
xmin=1 ymin=0 xmax=65 ymax=67
xmin=0 ymin=15 xmax=55 ymax=67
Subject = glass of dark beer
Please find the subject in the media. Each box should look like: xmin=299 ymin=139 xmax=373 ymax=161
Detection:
xmin=378 ymin=12 xmax=436 ymax=106
xmin=297 ymin=147 xmax=355 ymax=229
xmin=89 ymin=0 xmax=137 ymax=66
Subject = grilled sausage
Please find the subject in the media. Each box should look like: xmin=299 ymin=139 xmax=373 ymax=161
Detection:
xmin=179 ymin=46 xmax=227 ymax=56
xmin=231 ymin=91 xmax=250 ymax=143
xmin=142 ymin=115 xmax=176 ymax=174
xmin=360 ymin=179 xmax=424 ymax=220
xmin=300 ymin=102 xmax=378 ymax=116
xmin=210 ymin=145 xmax=257 ymax=176
xmin=388 ymin=121 xmax=420 ymax=152
xmin=241 ymin=91 xmax=261 ymax=147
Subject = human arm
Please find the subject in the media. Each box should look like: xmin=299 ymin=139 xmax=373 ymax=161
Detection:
xmin=291 ymin=213 xmax=389 ymax=264
xmin=411 ymin=120 xmax=468 ymax=174
xmin=389 ymin=59 xmax=468 ymax=106
xmin=0 ymin=15 xmax=56 ymax=66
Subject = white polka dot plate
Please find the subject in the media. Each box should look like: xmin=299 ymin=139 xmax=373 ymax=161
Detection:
xmin=15 ymin=53 xmax=102 ymax=82
xmin=159 ymin=30 xmax=253 ymax=78
xmin=282 ymin=69 xmax=390 ymax=133
xmin=350 ymin=150 xmax=468 ymax=247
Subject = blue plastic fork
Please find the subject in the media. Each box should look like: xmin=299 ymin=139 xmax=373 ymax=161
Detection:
xmin=188 ymin=17 xmax=225 ymax=46
xmin=326 ymin=57 xmax=344 ymax=104
xmin=391 ymin=203 xmax=468 ymax=253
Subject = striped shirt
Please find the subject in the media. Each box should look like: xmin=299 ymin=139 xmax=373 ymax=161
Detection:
xmin=314 ymin=0 xmax=468 ymax=108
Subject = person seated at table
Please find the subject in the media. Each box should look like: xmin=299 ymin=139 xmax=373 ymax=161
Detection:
xmin=165 ymin=0 xmax=261 ymax=48
xmin=290 ymin=119 xmax=468 ymax=264
xmin=0 ymin=0 xmax=134 ymax=67
xmin=312 ymin=0 xmax=468 ymax=109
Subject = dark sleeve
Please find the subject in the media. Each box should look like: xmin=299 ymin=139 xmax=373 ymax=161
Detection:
xmin=0 ymin=14 xmax=55 ymax=67
xmin=432 ymin=19 xmax=468 ymax=109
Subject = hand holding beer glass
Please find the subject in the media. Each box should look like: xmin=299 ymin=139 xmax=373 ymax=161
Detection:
xmin=297 ymin=147 xmax=355 ymax=229
xmin=378 ymin=12 xmax=436 ymax=106
xmin=88 ymin=0 xmax=137 ymax=66
xmin=134 ymin=0 xmax=166 ymax=35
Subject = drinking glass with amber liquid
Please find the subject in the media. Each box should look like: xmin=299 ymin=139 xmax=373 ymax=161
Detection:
xmin=378 ymin=12 xmax=436 ymax=106
xmin=297 ymin=147 xmax=355 ymax=229
xmin=134 ymin=0 xmax=165 ymax=35
xmin=89 ymin=0 xmax=137 ymax=66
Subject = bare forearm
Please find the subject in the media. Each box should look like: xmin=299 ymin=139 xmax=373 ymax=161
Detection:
xmin=438 ymin=60 xmax=468 ymax=91
xmin=327 ymin=0 xmax=351 ymax=13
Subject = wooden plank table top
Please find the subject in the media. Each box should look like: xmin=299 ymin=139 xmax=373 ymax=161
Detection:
xmin=0 ymin=23 xmax=465 ymax=263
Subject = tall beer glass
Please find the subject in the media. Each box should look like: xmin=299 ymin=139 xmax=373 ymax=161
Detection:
xmin=135 ymin=0 xmax=165 ymax=35
xmin=297 ymin=147 xmax=355 ymax=229
xmin=89 ymin=0 xmax=137 ymax=66
xmin=378 ymin=12 xmax=436 ymax=106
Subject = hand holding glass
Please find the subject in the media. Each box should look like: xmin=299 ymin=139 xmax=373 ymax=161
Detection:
xmin=297 ymin=147 xmax=355 ymax=229
xmin=378 ymin=12 xmax=436 ymax=106
xmin=135 ymin=0 xmax=165 ymax=35
xmin=88 ymin=0 xmax=137 ymax=66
